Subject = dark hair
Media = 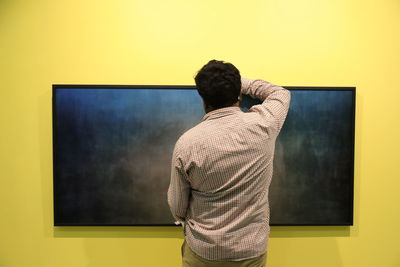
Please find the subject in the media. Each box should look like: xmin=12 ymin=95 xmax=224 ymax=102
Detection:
xmin=195 ymin=60 xmax=241 ymax=109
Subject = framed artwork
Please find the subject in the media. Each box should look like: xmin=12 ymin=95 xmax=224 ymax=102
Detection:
xmin=53 ymin=85 xmax=355 ymax=226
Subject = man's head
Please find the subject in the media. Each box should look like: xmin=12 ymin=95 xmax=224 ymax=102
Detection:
xmin=195 ymin=60 xmax=241 ymax=112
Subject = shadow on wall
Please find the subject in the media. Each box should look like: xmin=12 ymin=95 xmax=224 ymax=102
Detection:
xmin=53 ymin=226 xmax=183 ymax=238
xmin=270 ymin=225 xmax=350 ymax=238
xmin=52 ymin=225 xmax=350 ymax=238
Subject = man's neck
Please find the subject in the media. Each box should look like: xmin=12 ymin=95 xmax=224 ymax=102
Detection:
xmin=204 ymin=101 xmax=240 ymax=114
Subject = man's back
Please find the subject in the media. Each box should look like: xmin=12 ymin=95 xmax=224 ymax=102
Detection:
xmin=168 ymin=77 xmax=290 ymax=262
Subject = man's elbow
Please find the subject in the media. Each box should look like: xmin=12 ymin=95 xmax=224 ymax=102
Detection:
xmin=167 ymin=198 xmax=186 ymax=222
xmin=170 ymin=207 xmax=186 ymax=222
xmin=283 ymin=87 xmax=291 ymax=104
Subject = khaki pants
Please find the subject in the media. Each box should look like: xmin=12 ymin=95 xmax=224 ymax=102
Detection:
xmin=181 ymin=241 xmax=267 ymax=267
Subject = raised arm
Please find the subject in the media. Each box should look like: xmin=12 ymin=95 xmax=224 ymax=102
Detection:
xmin=241 ymin=77 xmax=291 ymax=134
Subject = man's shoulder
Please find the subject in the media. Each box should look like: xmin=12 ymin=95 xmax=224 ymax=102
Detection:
xmin=175 ymin=122 xmax=207 ymax=151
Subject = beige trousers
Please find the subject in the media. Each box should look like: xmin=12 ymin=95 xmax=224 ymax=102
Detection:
xmin=181 ymin=241 xmax=267 ymax=267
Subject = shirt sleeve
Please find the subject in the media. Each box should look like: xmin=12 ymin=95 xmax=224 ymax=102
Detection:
xmin=167 ymin=142 xmax=191 ymax=223
xmin=241 ymin=77 xmax=291 ymax=134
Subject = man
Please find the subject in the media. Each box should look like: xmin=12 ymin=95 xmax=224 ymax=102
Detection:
xmin=168 ymin=60 xmax=291 ymax=267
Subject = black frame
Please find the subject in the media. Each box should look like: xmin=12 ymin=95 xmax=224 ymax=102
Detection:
xmin=52 ymin=85 xmax=356 ymax=227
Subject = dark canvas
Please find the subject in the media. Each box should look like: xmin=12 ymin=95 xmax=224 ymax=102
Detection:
xmin=53 ymin=86 xmax=354 ymax=226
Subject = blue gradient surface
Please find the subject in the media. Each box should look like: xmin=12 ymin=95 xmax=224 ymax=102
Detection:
xmin=54 ymin=87 xmax=354 ymax=225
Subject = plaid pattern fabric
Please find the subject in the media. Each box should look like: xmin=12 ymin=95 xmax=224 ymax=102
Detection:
xmin=168 ymin=78 xmax=291 ymax=261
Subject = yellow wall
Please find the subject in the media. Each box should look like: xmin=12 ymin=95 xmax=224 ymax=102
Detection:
xmin=1 ymin=0 xmax=399 ymax=266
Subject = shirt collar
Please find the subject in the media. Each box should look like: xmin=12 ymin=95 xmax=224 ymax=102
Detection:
xmin=201 ymin=106 xmax=242 ymax=121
